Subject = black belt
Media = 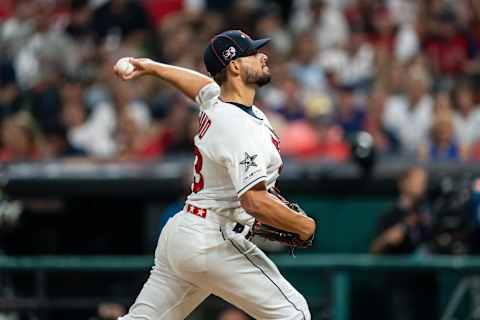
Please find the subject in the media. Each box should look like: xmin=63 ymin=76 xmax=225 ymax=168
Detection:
xmin=232 ymin=223 xmax=245 ymax=233
xmin=233 ymin=223 xmax=252 ymax=239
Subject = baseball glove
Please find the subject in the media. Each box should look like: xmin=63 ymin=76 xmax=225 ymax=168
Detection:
xmin=248 ymin=188 xmax=314 ymax=252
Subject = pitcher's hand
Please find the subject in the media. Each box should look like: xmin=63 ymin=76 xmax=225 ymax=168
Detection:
xmin=114 ymin=57 xmax=154 ymax=80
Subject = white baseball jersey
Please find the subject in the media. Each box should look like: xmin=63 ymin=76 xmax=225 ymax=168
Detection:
xmin=119 ymin=82 xmax=311 ymax=320
xmin=186 ymin=82 xmax=283 ymax=219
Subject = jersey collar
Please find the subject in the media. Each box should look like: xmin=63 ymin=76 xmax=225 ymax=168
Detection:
xmin=221 ymin=100 xmax=264 ymax=121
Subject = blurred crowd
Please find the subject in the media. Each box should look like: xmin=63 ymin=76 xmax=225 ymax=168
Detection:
xmin=2 ymin=0 xmax=480 ymax=163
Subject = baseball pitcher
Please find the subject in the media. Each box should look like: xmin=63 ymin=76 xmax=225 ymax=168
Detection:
xmin=114 ymin=30 xmax=316 ymax=320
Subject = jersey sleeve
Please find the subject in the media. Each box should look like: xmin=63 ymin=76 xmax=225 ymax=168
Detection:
xmin=210 ymin=123 xmax=267 ymax=197
xmin=195 ymin=82 xmax=220 ymax=111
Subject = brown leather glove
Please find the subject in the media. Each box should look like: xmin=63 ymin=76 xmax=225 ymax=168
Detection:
xmin=249 ymin=190 xmax=314 ymax=251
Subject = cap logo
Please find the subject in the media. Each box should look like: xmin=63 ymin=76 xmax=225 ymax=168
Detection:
xmin=222 ymin=46 xmax=236 ymax=61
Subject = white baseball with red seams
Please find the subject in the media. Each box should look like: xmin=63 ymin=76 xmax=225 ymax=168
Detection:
xmin=119 ymin=83 xmax=311 ymax=320
xmin=115 ymin=57 xmax=134 ymax=75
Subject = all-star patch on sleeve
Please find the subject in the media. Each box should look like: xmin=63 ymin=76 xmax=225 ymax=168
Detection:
xmin=209 ymin=118 xmax=267 ymax=197
xmin=228 ymin=146 xmax=267 ymax=196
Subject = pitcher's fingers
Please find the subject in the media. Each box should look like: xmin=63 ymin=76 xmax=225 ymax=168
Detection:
xmin=123 ymin=70 xmax=143 ymax=80
xmin=128 ymin=58 xmax=144 ymax=70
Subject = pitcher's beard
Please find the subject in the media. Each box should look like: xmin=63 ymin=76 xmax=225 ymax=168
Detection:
xmin=256 ymin=74 xmax=271 ymax=87
xmin=244 ymin=69 xmax=271 ymax=87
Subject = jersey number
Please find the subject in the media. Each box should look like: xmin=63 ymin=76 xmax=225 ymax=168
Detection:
xmin=192 ymin=146 xmax=204 ymax=193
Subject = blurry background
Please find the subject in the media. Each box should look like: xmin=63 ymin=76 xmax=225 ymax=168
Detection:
xmin=2 ymin=0 xmax=480 ymax=319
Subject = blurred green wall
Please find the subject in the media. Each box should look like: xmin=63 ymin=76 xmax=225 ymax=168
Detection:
xmin=295 ymin=196 xmax=393 ymax=253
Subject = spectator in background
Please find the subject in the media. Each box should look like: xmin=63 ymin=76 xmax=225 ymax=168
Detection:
xmin=363 ymin=85 xmax=399 ymax=156
xmin=14 ymin=0 xmax=78 ymax=89
xmin=452 ymin=81 xmax=480 ymax=152
xmin=321 ymin=22 xmax=375 ymax=90
xmin=418 ymin=92 xmax=467 ymax=162
xmin=60 ymin=79 xmax=116 ymax=158
xmin=423 ymin=8 xmax=470 ymax=85
xmin=418 ymin=114 xmax=464 ymax=162
xmin=0 ymin=112 xmax=40 ymax=162
xmin=333 ymin=84 xmax=366 ymax=138
xmin=383 ymin=64 xmax=433 ymax=156
xmin=0 ymin=0 xmax=35 ymax=59
xmin=288 ymin=31 xmax=328 ymax=94
xmin=370 ymin=166 xmax=436 ymax=320
xmin=371 ymin=166 xmax=431 ymax=254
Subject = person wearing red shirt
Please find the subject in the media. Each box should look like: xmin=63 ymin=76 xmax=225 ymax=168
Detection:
xmin=423 ymin=10 xmax=469 ymax=78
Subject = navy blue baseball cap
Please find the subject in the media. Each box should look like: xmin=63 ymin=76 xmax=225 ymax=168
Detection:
xmin=204 ymin=30 xmax=271 ymax=76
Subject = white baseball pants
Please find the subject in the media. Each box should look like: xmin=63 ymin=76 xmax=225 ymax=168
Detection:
xmin=119 ymin=209 xmax=311 ymax=320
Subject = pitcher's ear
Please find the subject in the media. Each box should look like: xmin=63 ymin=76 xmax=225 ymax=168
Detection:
xmin=229 ymin=60 xmax=241 ymax=75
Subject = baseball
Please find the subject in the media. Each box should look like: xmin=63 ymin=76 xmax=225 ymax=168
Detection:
xmin=115 ymin=58 xmax=134 ymax=75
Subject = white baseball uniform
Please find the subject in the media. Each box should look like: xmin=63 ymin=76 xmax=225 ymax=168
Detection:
xmin=119 ymin=83 xmax=311 ymax=320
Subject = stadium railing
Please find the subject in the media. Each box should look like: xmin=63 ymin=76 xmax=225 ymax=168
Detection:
xmin=2 ymin=254 xmax=480 ymax=320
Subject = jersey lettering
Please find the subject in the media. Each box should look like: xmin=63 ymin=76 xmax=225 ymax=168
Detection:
xmin=198 ymin=112 xmax=211 ymax=139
